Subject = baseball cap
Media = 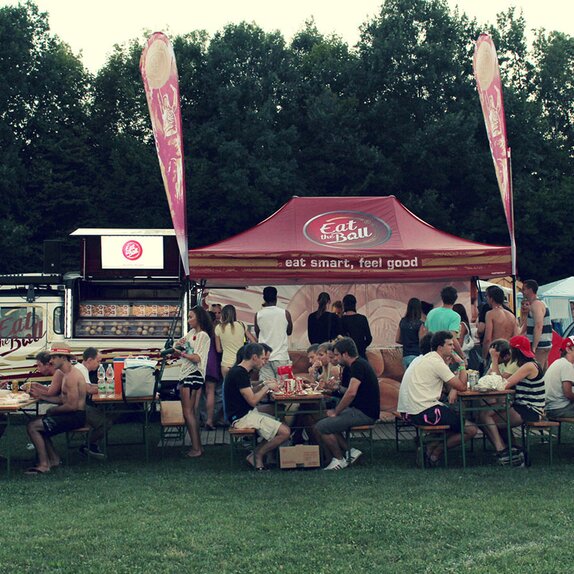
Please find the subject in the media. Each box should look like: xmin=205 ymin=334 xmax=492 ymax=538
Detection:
xmin=509 ymin=335 xmax=535 ymax=359
xmin=561 ymin=336 xmax=574 ymax=351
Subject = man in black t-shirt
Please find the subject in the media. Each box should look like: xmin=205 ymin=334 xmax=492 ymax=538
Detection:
xmin=314 ymin=337 xmax=380 ymax=470
xmin=223 ymin=343 xmax=290 ymax=470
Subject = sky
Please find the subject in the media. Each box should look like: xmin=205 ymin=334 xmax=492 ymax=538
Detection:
xmin=2 ymin=0 xmax=573 ymax=72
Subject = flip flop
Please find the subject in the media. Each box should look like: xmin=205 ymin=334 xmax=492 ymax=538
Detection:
xmin=204 ymin=424 xmax=216 ymax=431
xmin=25 ymin=467 xmax=50 ymax=475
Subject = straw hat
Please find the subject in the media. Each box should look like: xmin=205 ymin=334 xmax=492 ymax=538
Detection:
xmin=48 ymin=344 xmax=74 ymax=357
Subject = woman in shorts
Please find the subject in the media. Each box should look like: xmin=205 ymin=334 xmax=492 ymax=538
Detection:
xmin=487 ymin=335 xmax=544 ymax=463
xmin=175 ymin=305 xmax=212 ymax=458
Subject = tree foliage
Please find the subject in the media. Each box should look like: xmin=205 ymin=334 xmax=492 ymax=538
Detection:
xmin=0 ymin=0 xmax=572 ymax=282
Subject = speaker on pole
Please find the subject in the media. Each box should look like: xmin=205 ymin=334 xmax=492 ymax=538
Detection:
xmin=43 ymin=240 xmax=62 ymax=274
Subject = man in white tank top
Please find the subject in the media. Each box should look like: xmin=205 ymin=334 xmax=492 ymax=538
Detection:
xmin=254 ymin=286 xmax=293 ymax=380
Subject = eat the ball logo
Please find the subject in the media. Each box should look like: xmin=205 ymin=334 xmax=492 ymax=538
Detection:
xmin=122 ymin=240 xmax=143 ymax=260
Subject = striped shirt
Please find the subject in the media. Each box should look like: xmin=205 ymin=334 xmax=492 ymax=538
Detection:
xmin=526 ymin=304 xmax=553 ymax=349
xmin=514 ymin=362 xmax=545 ymax=415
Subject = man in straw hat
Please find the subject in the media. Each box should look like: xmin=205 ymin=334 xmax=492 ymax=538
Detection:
xmin=25 ymin=344 xmax=87 ymax=475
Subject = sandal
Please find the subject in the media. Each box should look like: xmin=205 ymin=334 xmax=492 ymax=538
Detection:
xmin=25 ymin=467 xmax=50 ymax=475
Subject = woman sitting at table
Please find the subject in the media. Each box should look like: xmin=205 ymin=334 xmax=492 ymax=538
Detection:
xmin=479 ymin=335 xmax=544 ymax=464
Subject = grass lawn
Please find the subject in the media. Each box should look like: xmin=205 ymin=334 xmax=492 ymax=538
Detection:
xmin=1 ymin=420 xmax=574 ymax=574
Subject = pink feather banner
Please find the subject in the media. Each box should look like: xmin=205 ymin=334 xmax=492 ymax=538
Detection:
xmin=140 ymin=32 xmax=189 ymax=277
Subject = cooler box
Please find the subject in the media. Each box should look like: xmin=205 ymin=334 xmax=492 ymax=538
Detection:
xmin=113 ymin=358 xmax=125 ymax=395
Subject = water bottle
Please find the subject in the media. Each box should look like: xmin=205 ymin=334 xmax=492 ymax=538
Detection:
xmin=97 ymin=364 xmax=106 ymax=396
xmin=105 ymin=364 xmax=115 ymax=397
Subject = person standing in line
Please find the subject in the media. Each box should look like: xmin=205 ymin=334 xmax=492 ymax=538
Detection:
xmin=481 ymin=286 xmax=518 ymax=360
xmin=307 ymin=292 xmax=341 ymax=344
xmin=174 ymin=305 xmax=212 ymax=458
xmin=331 ymin=300 xmax=343 ymax=319
xmin=521 ymin=279 xmax=553 ymax=371
xmin=215 ymin=304 xmax=257 ymax=380
xmin=340 ymin=294 xmax=372 ymax=359
xmin=396 ymin=298 xmax=426 ymax=368
xmin=254 ymin=286 xmax=293 ymax=380
xmin=425 ymin=286 xmax=465 ymax=359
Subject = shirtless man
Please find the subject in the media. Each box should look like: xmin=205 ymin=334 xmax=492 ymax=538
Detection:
xmin=29 ymin=351 xmax=64 ymax=399
xmin=25 ymin=345 xmax=87 ymax=475
xmin=482 ymin=286 xmax=518 ymax=359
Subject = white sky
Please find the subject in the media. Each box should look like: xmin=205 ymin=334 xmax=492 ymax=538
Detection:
xmin=2 ymin=0 xmax=573 ymax=72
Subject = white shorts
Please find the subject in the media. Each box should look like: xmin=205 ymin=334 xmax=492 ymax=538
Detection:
xmin=232 ymin=408 xmax=282 ymax=441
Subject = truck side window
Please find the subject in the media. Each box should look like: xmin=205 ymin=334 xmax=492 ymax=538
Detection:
xmin=53 ymin=306 xmax=64 ymax=335
xmin=0 ymin=306 xmax=44 ymax=340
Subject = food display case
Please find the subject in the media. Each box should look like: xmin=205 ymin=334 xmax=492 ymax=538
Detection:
xmin=74 ymin=301 xmax=182 ymax=339
xmin=65 ymin=229 xmax=188 ymax=343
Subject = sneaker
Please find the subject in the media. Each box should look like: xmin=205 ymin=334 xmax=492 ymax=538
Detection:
xmin=79 ymin=445 xmax=105 ymax=460
xmin=497 ymin=448 xmax=524 ymax=466
xmin=323 ymin=457 xmax=348 ymax=471
xmin=347 ymin=448 xmax=363 ymax=465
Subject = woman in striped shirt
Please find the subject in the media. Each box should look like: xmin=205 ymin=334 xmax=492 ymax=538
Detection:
xmin=487 ymin=335 xmax=544 ymax=463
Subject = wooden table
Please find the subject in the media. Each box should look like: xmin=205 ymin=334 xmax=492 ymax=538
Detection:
xmin=271 ymin=392 xmax=326 ymax=422
xmin=91 ymin=394 xmax=155 ymax=463
xmin=0 ymin=396 xmax=38 ymax=479
xmin=457 ymin=389 xmax=515 ymax=469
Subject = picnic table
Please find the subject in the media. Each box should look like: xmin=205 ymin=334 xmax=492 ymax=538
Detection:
xmin=91 ymin=394 xmax=155 ymax=463
xmin=0 ymin=394 xmax=38 ymax=478
xmin=457 ymin=389 xmax=515 ymax=469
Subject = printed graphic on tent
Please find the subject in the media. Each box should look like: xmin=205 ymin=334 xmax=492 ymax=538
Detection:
xmin=188 ymin=196 xmax=511 ymax=285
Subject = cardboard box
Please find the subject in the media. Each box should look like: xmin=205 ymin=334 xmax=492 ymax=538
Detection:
xmin=279 ymin=445 xmax=321 ymax=469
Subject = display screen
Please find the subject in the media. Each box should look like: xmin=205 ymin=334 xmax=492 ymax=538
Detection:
xmin=101 ymin=236 xmax=164 ymax=270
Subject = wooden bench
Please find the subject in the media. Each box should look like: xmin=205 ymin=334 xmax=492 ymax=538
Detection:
xmin=228 ymin=427 xmax=258 ymax=468
xmin=413 ymin=424 xmax=450 ymax=468
xmin=65 ymin=426 xmax=92 ymax=465
xmin=521 ymin=420 xmax=560 ymax=466
xmin=345 ymin=424 xmax=375 ymax=464
xmin=393 ymin=412 xmax=415 ymax=452
xmin=160 ymin=401 xmax=186 ymax=454
xmin=547 ymin=417 xmax=574 ymax=445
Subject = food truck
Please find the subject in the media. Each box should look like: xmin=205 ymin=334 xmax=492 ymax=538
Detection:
xmin=0 ymin=229 xmax=189 ymax=382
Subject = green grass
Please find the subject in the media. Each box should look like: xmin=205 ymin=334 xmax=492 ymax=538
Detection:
xmin=1 ymin=422 xmax=574 ymax=574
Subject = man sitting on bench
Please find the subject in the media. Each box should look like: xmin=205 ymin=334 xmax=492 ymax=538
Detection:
xmin=314 ymin=337 xmax=380 ymax=471
xmin=545 ymin=336 xmax=574 ymax=420
xmin=398 ymin=330 xmax=476 ymax=467
xmin=223 ymin=343 xmax=290 ymax=470
xmin=25 ymin=345 xmax=87 ymax=474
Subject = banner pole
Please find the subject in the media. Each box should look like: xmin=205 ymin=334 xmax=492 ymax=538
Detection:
xmin=507 ymin=147 xmax=517 ymax=311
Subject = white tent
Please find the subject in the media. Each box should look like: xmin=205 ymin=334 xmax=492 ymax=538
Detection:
xmin=539 ymin=277 xmax=574 ymax=332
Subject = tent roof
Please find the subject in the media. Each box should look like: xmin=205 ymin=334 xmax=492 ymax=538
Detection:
xmin=189 ymin=196 xmax=511 ymax=285
xmin=539 ymin=277 xmax=574 ymax=297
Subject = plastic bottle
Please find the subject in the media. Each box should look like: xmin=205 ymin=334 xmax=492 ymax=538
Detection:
xmin=105 ymin=364 xmax=115 ymax=397
xmin=97 ymin=364 xmax=106 ymax=396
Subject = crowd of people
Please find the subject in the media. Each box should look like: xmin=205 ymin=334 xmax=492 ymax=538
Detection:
xmin=17 ymin=279 xmax=574 ymax=473
xmin=398 ymin=280 xmax=574 ymax=467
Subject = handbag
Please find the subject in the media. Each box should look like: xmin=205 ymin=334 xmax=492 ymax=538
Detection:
xmin=461 ymin=322 xmax=475 ymax=353
xmin=122 ymin=357 xmax=158 ymax=399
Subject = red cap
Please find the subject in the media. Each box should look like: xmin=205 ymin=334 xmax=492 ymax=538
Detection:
xmin=561 ymin=336 xmax=574 ymax=351
xmin=509 ymin=335 xmax=535 ymax=359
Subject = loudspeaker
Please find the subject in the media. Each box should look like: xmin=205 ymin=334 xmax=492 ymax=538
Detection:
xmin=43 ymin=240 xmax=62 ymax=274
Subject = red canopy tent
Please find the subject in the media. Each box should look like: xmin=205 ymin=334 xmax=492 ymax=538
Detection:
xmin=188 ymin=196 xmax=511 ymax=285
